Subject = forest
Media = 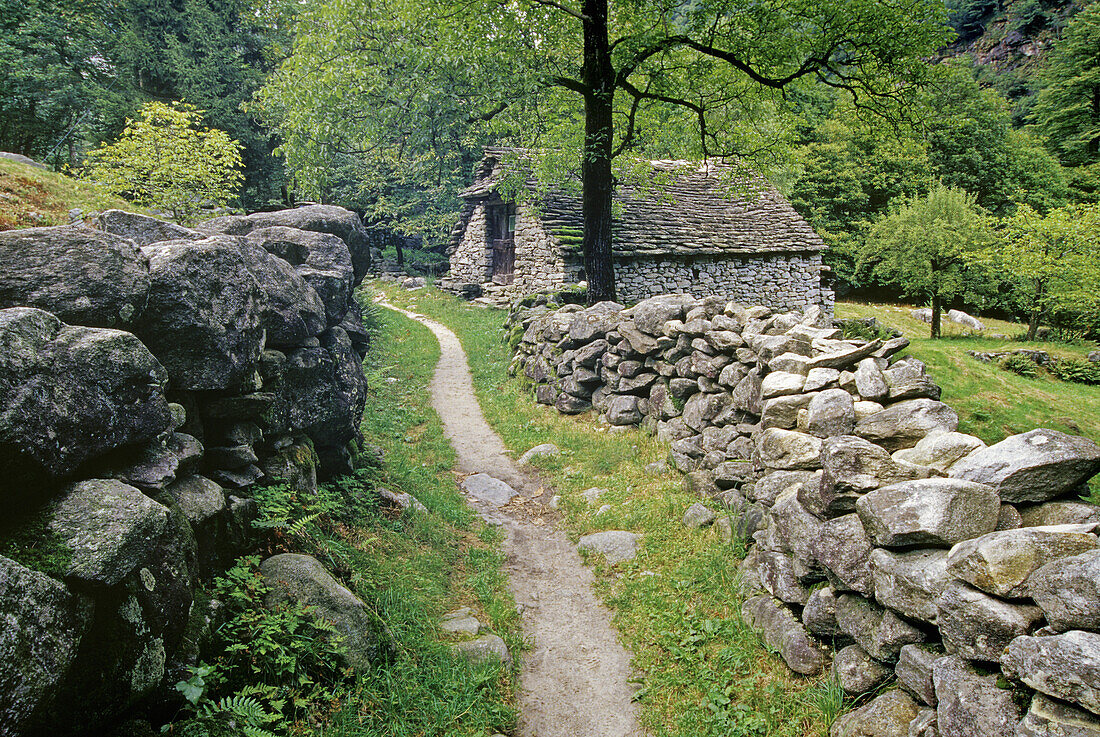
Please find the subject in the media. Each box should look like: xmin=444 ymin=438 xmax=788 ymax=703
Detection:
xmin=5 ymin=0 xmax=1100 ymax=326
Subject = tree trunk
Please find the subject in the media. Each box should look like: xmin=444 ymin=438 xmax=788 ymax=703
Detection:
xmin=931 ymin=295 xmax=942 ymax=339
xmin=1027 ymin=280 xmax=1044 ymax=341
xmin=1091 ymin=85 xmax=1100 ymax=159
xmin=580 ymin=0 xmax=616 ymax=305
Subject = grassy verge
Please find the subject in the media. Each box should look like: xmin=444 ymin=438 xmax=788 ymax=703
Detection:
xmin=0 ymin=157 xmax=134 ymax=230
xmin=836 ymin=301 xmax=1100 ymax=444
xmin=172 ymin=297 xmax=519 ymax=737
xmin=372 ymin=283 xmax=841 ymax=737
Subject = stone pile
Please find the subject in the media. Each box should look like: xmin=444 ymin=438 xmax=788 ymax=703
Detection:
xmin=0 ymin=206 xmax=372 ymax=736
xmin=507 ymin=292 xmax=1100 ymax=737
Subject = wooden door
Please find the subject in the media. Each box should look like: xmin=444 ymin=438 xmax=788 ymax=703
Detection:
xmin=488 ymin=203 xmax=516 ymax=285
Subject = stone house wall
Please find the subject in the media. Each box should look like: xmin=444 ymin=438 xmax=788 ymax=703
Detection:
xmin=507 ymin=293 xmax=1100 ymax=736
xmin=449 ymin=203 xmax=491 ymax=284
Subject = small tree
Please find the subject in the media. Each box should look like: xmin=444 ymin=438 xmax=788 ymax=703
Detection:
xmin=863 ymin=185 xmax=993 ymax=338
xmin=976 ymin=203 xmax=1100 ymax=340
xmin=85 ymin=101 xmax=243 ymax=224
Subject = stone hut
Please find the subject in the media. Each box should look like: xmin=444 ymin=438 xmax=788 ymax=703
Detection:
xmin=444 ymin=148 xmax=833 ymax=311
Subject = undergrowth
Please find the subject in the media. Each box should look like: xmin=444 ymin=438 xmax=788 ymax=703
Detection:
xmin=371 ymin=282 xmax=839 ymax=737
xmin=167 ymin=291 xmax=519 ymax=736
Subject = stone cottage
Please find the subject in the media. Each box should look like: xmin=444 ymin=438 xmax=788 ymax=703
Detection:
xmin=444 ymin=148 xmax=833 ymax=311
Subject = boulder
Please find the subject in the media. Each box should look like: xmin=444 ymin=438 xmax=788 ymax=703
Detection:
xmin=682 ymin=392 xmax=734 ymax=432
xmin=808 ymin=435 xmax=931 ymax=518
xmin=1020 ymin=501 xmax=1100 ymax=528
xmin=1017 ymin=694 xmax=1100 ymax=737
xmin=892 ymin=432 xmax=985 ymax=474
xmin=578 ymin=531 xmax=640 ymax=564
xmin=933 ymin=655 xmax=1024 ymax=737
xmin=771 ymin=491 xmax=825 ymax=579
xmin=1003 ymin=632 xmax=1100 ymax=716
xmin=137 ymin=239 xmax=265 ymax=390
xmin=741 ymin=595 xmax=829 ymax=675
xmin=0 ymin=225 xmax=149 ymax=329
xmin=200 ymin=204 xmax=371 ymax=281
xmin=235 ymin=239 xmax=326 ymax=347
xmin=806 ymin=388 xmax=856 ymax=438
xmin=947 ymin=309 xmax=984 ymax=331
xmin=812 ymin=514 xmax=875 ymax=596
xmin=869 ymin=547 xmax=950 ymax=623
xmin=632 ymin=294 xmax=695 ymax=335
xmin=1030 ymin=550 xmax=1100 ymax=631
xmin=607 ymin=395 xmax=644 ymax=426
xmin=460 ymin=474 xmax=518 ymax=506
xmin=281 ymin=327 xmax=368 ymax=455
xmin=836 ymin=593 xmax=926 ymax=663
xmin=936 ymin=581 xmax=1044 ymax=662
xmin=732 ymin=370 xmax=764 ymax=415
xmin=854 ymin=358 xmax=889 ymax=401
xmin=0 ymin=556 xmax=93 ymax=735
xmin=829 ymin=690 xmax=921 ymax=737
xmin=48 ymin=479 xmax=170 ymax=587
xmin=854 ymin=399 xmax=959 ymax=451
xmin=856 ymin=478 xmax=1000 ymax=548
xmin=246 ymin=226 xmax=354 ymax=327
xmin=0 ymin=310 xmax=171 ymax=493
xmin=96 ymin=210 xmax=201 ymax=246
xmin=944 ymin=524 xmax=1099 ymax=599
xmin=896 ymin=643 xmax=943 ymax=706
xmin=260 ymin=554 xmax=379 ymax=671
xmin=832 ymin=644 xmax=894 ymax=696
xmin=948 ymin=429 xmax=1100 ymax=504
xmin=756 ymin=428 xmax=823 ymax=471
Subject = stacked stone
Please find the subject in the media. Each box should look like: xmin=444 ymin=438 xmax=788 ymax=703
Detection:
xmin=0 ymin=206 xmax=371 ymax=736
xmin=507 ymin=291 xmax=1100 ymax=737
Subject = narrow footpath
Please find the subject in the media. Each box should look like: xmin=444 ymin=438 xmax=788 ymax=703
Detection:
xmin=379 ymin=300 xmax=646 ymax=737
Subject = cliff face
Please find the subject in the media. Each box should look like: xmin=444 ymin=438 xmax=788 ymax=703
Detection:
xmin=0 ymin=207 xmax=373 ymax=736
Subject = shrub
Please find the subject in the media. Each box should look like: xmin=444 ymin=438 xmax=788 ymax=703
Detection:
xmin=999 ymin=353 xmax=1040 ymax=378
xmin=1049 ymin=358 xmax=1100 ymax=385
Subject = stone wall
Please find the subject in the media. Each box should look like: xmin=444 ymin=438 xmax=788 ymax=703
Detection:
xmin=615 ymin=253 xmax=833 ymax=313
xmin=448 ymin=202 xmax=491 ymax=284
xmin=0 ymin=206 xmax=371 ymax=736
xmin=507 ymin=293 xmax=1100 ymax=737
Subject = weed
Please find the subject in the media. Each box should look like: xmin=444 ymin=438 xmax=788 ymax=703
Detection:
xmin=998 ymin=353 xmax=1039 ymax=378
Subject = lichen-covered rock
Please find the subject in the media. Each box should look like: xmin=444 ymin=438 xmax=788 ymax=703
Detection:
xmin=933 ymin=655 xmax=1024 ymax=737
xmin=741 ymin=595 xmax=829 ymax=675
xmin=1003 ymin=632 xmax=1100 ymax=716
xmin=806 ymin=388 xmax=856 ymax=438
xmin=896 ymin=643 xmax=943 ymax=706
xmin=0 ymin=310 xmax=171 ymax=494
xmin=856 ymin=478 xmax=1000 ymax=548
xmin=1017 ymin=693 xmax=1100 ymax=736
xmin=137 ymin=239 xmax=265 ymax=391
xmin=246 ymin=226 xmax=355 ymax=327
xmin=829 ymin=690 xmax=921 ymax=737
xmin=945 ymin=524 xmax=1099 ymax=599
xmin=96 ymin=210 xmax=200 ymax=246
xmin=1030 ymin=549 xmax=1100 ymax=631
xmin=761 ymin=371 xmax=807 ymax=399
xmin=95 ymin=432 xmax=203 ymax=492
xmin=809 ymin=435 xmax=932 ymax=518
xmin=854 ymin=399 xmax=959 ymax=451
xmin=235 ymin=239 xmax=326 ymax=347
xmin=893 ymin=432 xmax=985 ymax=474
xmin=0 ymin=556 xmax=93 ymax=735
xmin=755 ymin=549 xmax=811 ymax=604
xmin=870 ymin=547 xmax=950 ymax=623
xmin=260 ymin=553 xmax=379 ymax=671
xmin=48 ymin=479 xmax=170 ymax=587
xmin=854 ymin=357 xmax=889 ymax=402
xmin=754 ymin=470 xmax=821 ymax=506
xmin=936 ymin=581 xmax=1043 ymax=662
xmin=632 ymin=293 xmax=695 ymax=335
xmin=771 ymin=490 xmax=824 ymax=579
xmin=682 ymin=391 xmax=734 ymax=432
xmin=803 ymin=584 xmax=844 ymax=639
xmin=0 ymin=225 xmax=150 ymax=328
xmin=757 ymin=428 xmax=823 ymax=471
xmin=836 ymin=593 xmax=926 ymax=663
xmin=761 ymin=393 xmax=814 ymax=430
xmin=832 ymin=644 xmax=893 ymax=696
xmin=607 ymin=395 xmax=644 ymax=426
xmin=812 ymin=514 xmax=875 ymax=596
xmin=1020 ymin=501 xmax=1100 ymax=528
xmin=948 ymin=429 xmax=1100 ymax=504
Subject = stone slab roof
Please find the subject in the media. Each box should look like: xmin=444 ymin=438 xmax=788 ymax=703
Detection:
xmin=449 ymin=147 xmax=826 ymax=258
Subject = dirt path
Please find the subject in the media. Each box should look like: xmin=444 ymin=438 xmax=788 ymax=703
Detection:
xmin=379 ymin=299 xmax=646 ymax=737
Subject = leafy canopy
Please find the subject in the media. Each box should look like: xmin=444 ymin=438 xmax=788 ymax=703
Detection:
xmin=84 ymin=101 xmax=243 ymax=224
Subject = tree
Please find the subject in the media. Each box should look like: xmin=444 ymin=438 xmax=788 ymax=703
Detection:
xmin=975 ymin=203 xmax=1100 ymax=339
xmin=85 ymin=101 xmax=243 ymax=223
xmin=261 ymin=0 xmax=953 ymax=303
xmin=862 ymin=185 xmax=994 ymax=338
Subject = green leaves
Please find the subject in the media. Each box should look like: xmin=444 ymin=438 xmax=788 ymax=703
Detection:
xmin=83 ymin=101 xmax=243 ymax=224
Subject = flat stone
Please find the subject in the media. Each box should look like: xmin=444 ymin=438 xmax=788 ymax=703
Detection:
xmin=761 ymin=371 xmax=807 ymax=399
xmin=805 ymin=367 xmax=841 ymax=392
xmin=578 ymin=531 xmax=640 ymax=564
xmin=756 ymin=428 xmax=823 ymax=471
xmin=830 ymin=690 xmax=920 ymax=737
xmin=1003 ymin=632 xmax=1100 ymax=716
xmin=893 ymin=432 xmax=986 ymax=474
xmin=762 ymin=393 xmax=815 ymax=430
xmin=945 ymin=524 xmax=1099 ymax=599
xmin=936 ymin=581 xmax=1044 ymax=662
xmin=1018 ymin=693 xmax=1100 ymax=737
xmin=453 ymin=634 xmax=511 ymax=665
xmin=441 ymin=615 xmax=481 ymax=636
xmin=754 ymin=470 xmax=821 ymax=506
xmin=741 ymin=595 xmax=828 ymax=675
xmin=856 ymin=478 xmax=1000 ymax=548
xmin=517 ymin=443 xmax=561 ymax=464
xmin=933 ymin=655 xmax=1024 ymax=737
xmin=460 ymin=473 xmax=518 ymax=506
xmin=807 ymin=340 xmax=883 ymax=371
xmin=948 ymin=429 xmax=1100 ymax=504
xmin=870 ymin=547 xmax=950 ymax=623
xmin=855 ymin=399 xmax=960 ymax=451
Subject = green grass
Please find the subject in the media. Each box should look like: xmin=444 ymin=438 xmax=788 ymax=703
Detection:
xmin=371 ymin=282 xmax=838 ymax=737
xmin=0 ymin=157 xmax=135 ymax=230
xmin=836 ymin=301 xmax=1100 ymax=445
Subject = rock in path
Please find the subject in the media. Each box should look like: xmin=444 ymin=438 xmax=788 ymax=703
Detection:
xmin=518 ymin=443 xmax=562 ymax=464
xmin=578 ymin=531 xmax=640 ymax=564
xmin=460 ymin=473 xmax=518 ymax=506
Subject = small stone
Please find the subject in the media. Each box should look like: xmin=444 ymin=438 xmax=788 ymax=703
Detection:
xmin=830 ymin=690 xmax=920 ymax=737
xmin=453 ymin=634 xmax=511 ymax=665
xmin=855 ymin=357 xmax=889 ymax=401
xmin=517 ymin=443 xmax=562 ymax=464
xmin=460 ymin=474 xmax=518 ymax=506
xmin=805 ymin=367 xmax=841 ymax=392
xmin=833 ymin=644 xmax=893 ymax=696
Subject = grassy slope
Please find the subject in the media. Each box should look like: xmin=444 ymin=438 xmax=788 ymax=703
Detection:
xmin=0 ymin=157 xmax=134 ymax=230
xmin=373 ymin=283 xmax=841 ymax=737
xmin=836 ymin=301 xmax=1100 ymax=445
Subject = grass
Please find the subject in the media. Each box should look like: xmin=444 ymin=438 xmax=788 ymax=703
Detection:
xmin=0 ymin=157 xmax=135 ymax=230
xmin=370 ymin=282 xmax=840 ymax=737
xmin=835 ymin=301 xmax=1100 ymax=445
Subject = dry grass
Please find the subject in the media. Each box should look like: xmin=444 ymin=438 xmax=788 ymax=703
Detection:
xmin=0 ymin=158 xmax=135 ymax=230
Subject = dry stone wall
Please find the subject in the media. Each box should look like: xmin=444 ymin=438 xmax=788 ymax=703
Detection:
xmin=507 ymin=292 xmax=1100 ymax=737
xmin=0 ymin=206 xmax=372 ymax=736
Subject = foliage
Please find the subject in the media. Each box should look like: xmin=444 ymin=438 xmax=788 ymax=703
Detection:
xmin=999 ymin=353 xmax=1040 ymax=378
xmin=0 ymin=504 xmax=72 ymax=578
xmin=0 ymin=157 xmax=135 ymax=230
xmin=1049 ymin=357 xmax=1100 ymax=384
xmin=84 ymin=102 xmax=243 ymax=224
xmin=974 ymin=202 xmax=1100 ymax=338
xmin=862 ymin=185 xmax=995 ymax=337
